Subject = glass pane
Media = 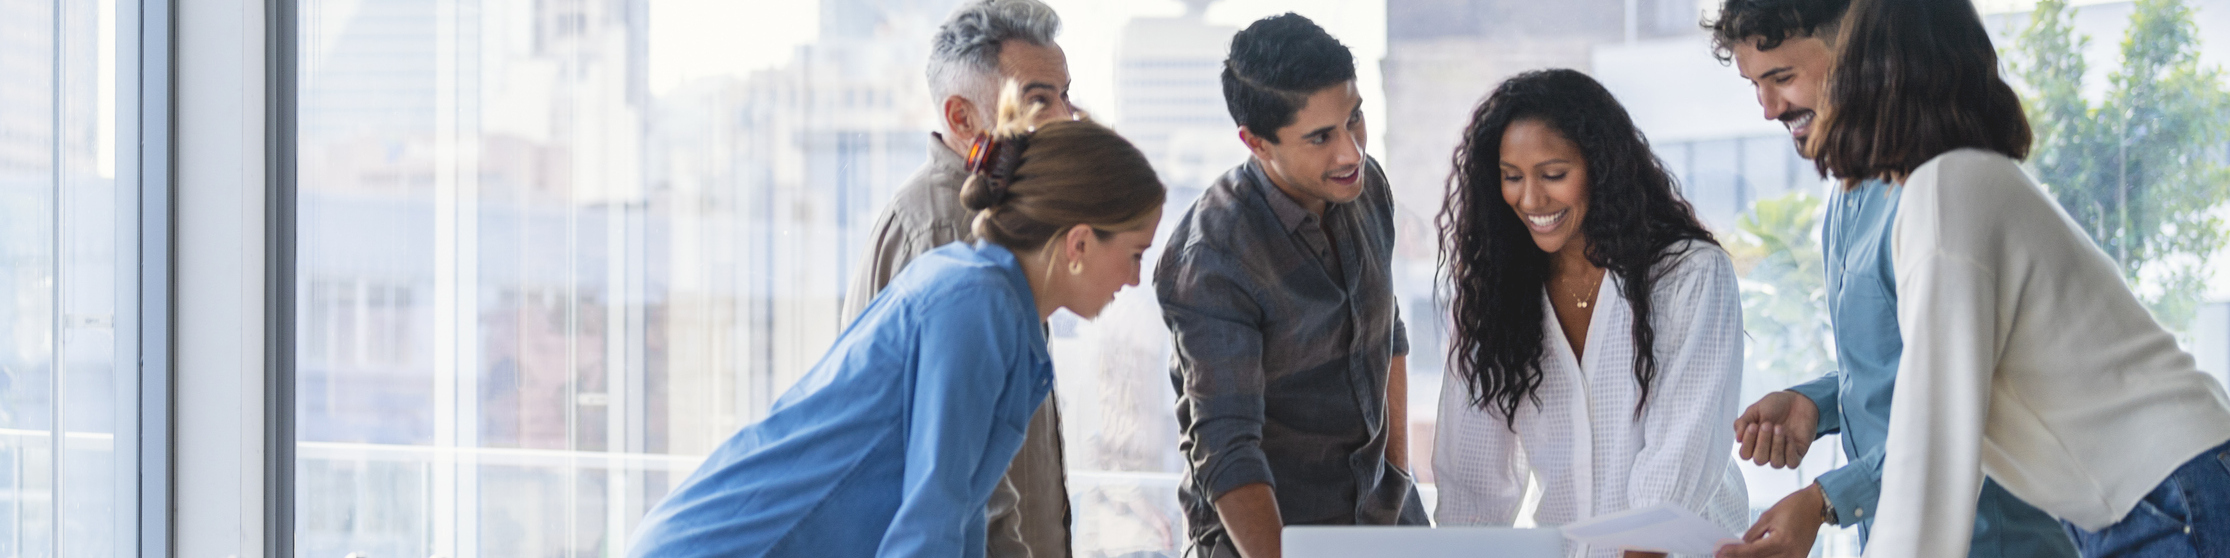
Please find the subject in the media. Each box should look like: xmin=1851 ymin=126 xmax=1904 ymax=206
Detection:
xmin=0 ymin=0 xmax=59 ymax=554
xmin=294 ymin=0 xmax=769 ymax=554
xmin=1 ymin=0 xmax=126 ymax=555
xmin=289 ymin=2 xmax=2230 ymax=558
xmin=57 ymin=0 xmax=122 ymax=551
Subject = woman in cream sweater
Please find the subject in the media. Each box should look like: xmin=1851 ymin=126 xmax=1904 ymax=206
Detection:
xmin=1801 ymin=0 xmax=2230 ymax=556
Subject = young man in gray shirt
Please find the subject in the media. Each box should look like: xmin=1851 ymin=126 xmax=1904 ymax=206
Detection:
xmin=1157 ymin=14 xmax=1425 ymax=558
xmin=843 ymin=1 xmax=1075 ymax=556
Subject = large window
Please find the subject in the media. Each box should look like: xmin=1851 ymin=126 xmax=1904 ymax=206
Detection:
xmin=0 ymin=0 xmax=156 ymax=556
xmin=286 ymin=1 xmax=2230 ymax=558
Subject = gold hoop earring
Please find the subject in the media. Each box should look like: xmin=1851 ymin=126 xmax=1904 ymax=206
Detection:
xmin=1068 ymin=261 xmax=1083 ymax=275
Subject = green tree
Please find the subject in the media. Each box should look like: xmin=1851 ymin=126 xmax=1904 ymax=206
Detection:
xmin=1727 ymin=191 xmax=1833 ymax=388
xmin=2010 ymin=0 xmax=2230 ymax=329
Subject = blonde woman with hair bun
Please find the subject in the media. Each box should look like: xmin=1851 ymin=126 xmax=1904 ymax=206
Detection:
xmin=628 ymin=84 xmax=1164 ymax=558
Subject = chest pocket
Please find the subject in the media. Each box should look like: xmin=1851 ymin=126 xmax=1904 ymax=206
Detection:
xmin=1833 ymin=285 xmax=1899 ymax=357
xmin=1830 ymin=246 xmax=1902 ymax=373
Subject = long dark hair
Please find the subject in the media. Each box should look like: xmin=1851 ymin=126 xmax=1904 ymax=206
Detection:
xmin=1809 ymin=0 xmax=2030 ymax=186
xmin=1437 ymin=69 xmax=1718 ymax=425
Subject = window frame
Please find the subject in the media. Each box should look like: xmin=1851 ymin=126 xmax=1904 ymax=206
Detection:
xmin=135 ymin=0 xmax=176 ymax=555
xmin=263 ymin=0 xmax=297 ymax=554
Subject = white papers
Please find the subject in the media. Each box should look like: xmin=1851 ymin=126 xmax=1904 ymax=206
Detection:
xmin=1559 ymin=504 xmax=1739 ymax=556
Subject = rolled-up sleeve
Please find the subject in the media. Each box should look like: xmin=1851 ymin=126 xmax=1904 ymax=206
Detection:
xmin=1390 ymin=303 xmax=1409 ymax=358
xmin=1786 ymin=372 xmax=1844 ymax=438
xmin=1160 ymin=246 xmax=1276 ymax=498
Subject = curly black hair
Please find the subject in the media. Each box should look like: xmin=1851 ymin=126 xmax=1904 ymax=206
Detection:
xmin=1703 ymin=0 xmax=1852 ymax=63
xmin=1437 ymin=69 xmax=1718 ymax=426
xmin=1221 ymin=13 xmax=1356 ymax=144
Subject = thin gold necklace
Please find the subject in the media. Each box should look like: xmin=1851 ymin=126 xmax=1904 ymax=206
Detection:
xmin=1568 ymin=269 xmax=1604 ymax=309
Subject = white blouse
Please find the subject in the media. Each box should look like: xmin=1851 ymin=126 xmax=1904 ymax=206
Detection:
xmin=1434 ymin=240 xmax=1749 ymax=558
xmin=1866 ymin=149 xmax=2230 ymax=557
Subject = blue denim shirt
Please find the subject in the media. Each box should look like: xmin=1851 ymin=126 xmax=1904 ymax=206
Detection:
xmin=1787 ymin=180 xmax=2073 ymax=556
xmin=628 ymin=242 xmax=1055 ymax=558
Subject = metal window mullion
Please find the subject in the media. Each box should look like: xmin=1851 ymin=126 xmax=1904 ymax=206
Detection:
xmin=51 ymin=0 xmax=69 ymax=553
xmin=134 ymin=0 xmax=176 ymax=554
xmin=265 ymin=0 xmax=299 ymax=555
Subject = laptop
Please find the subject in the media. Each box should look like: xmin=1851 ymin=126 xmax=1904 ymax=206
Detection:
xmin=1283 ymin=526 xmax=1567 ymax=558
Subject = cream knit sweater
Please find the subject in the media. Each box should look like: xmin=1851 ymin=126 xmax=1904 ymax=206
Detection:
xmin=1866 ymin=149 xmax=2230 ymax=557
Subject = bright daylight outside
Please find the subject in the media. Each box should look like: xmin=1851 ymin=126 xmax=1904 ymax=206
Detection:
xmin=5 ymin=0 xmax=2227 ymax=556
xmin=1 ymin=0 xmax=127 ymax=556
xmin=284 ymin=0 xmax=2230 ymax=556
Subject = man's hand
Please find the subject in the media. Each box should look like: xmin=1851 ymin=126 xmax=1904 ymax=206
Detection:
xmin=1716 ymin=483 xmax=1827 ymax=558
xmin=1733 ymin=390 xmax=1819 ymax=469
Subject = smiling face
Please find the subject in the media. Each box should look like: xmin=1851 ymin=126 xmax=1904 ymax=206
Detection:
xmin=1243 ymin=81 xmax=1368 ymax=215
xmin=1060 ymin=208 xmax=1162 ymax=320
xmin=1733 ymin=36 xmax=1833 ymax=152
xmin=1499 ymin=119 xmax=1590 ymax=257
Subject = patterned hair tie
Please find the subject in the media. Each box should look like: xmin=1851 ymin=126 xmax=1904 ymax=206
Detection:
xmin=965 ymin=132 xmax=1030 ymax=203
xmin=965 ymin=133 xmax=1004 ymax=176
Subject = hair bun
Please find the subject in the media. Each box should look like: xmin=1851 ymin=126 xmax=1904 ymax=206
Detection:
xmin=957 ymin=79 xmax=1055 ymax=212
xmin=958 ymin=129 xmax=1029 ymax=211
xmin=959 ymin=173 xmax=1006 ymax=211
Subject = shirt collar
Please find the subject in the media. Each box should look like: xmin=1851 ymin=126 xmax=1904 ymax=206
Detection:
xmin=1246 ymin=159 xmax=1325 ymax=234
xmin=973 ymin=241 xmax=1038 ymax=311
xmin=973 ymin=241 xmax=1053 ymax=353
xmin=927 ymin=132 xmax=968 ymax=183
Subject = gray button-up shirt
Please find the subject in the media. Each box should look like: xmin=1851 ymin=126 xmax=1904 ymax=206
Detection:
xmin=1156 ymin=157 xmax=1424 ymax=555
xmin=843 ymin=134 xmax=1071 ymax=558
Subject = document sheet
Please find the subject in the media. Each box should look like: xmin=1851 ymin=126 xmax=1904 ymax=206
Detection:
xmin=1559 ymin=504 xmax=1738 ymax=556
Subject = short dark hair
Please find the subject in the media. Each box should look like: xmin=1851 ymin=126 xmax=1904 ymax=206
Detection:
xmin=1810 ymin=0 xmax=2031 ymax=185
xmin=1221 ymin=13 xmax=1356 ymax=144
xmin=1703 ymin=0 xmax=1852 ymax=63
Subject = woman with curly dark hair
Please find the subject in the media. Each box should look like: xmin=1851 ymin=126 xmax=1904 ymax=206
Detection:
xmin=1431 ymin=69 xmax=1749 ymax=558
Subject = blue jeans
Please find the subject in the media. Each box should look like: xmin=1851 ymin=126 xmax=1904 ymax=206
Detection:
xmin=2062 ymin=439 xmax=2230 ymax=557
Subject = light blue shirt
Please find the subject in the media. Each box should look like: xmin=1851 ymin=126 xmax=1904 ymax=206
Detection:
xmin=628 ymin=241 xmax=1055 ymax=558
xmin=1788 ymin=180 xmax=2073 ymax=556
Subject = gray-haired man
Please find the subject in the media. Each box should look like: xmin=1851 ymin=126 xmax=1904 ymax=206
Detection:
xmin=841 ymin=1 xmax=1075 ymax=557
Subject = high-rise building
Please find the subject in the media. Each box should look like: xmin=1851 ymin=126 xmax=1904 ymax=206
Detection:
xmin=644 ymin=0 xmax=940 ymax=448
xmin=1114 ymin=0 xmax=1245 ymax=198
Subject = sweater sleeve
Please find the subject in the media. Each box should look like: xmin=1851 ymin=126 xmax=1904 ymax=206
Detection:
xmin=1864 ymin=168 xmax=2002 ymax=558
